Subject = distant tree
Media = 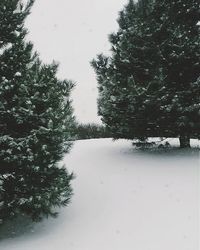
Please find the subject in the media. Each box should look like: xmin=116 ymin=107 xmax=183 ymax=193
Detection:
xmin=0 ymin=0 xmax=75 ymax=222
xmin=92 ymin=0 xmax=200 ymax=148
xmin=75 ymin=123 xmax=110 ymax=140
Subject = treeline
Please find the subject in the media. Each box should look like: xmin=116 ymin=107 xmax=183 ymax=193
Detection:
xmin=74 ymin=123 xmax=111 ymax=140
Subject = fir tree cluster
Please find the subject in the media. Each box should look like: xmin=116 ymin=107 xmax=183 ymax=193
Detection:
xmin=0 ymin=0 xmax=75 ymax=222
xmin=92 ymin=0 xmax=200 ymax=148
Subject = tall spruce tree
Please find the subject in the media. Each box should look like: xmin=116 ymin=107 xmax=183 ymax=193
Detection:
xmin=92 ymin=0 xmax=200 ymax=147
xmin=0 ymin=0 xmax=75 ymax=222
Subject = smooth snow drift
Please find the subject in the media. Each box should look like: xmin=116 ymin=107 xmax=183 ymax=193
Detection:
xmin=0 ymin=139 xmax=199 ymax=250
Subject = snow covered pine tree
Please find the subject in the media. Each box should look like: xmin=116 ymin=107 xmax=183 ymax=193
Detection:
xmin=0 ymin=0 xmax=75 ymax=222
xmin=151 ymin=0 xmax=200 ymax=147
xmin=92 ymin=0 xmax=200 ymax=148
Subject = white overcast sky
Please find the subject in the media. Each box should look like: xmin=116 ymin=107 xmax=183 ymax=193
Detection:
xmin=25 ymin=0 xmax=128 ymax=124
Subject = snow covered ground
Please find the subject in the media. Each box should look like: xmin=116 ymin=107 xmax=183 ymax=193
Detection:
xmin=0 ymin=139 xmax=199 ymax=250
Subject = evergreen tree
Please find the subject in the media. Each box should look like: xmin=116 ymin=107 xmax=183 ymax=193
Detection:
xmin=92 ymin=0 xmax=160 ymax=140
xmin=92 ymin=0 xmax=200 ymax=147
xmin=151 ymin=0 xmax=200 ymax=147
xmin=0 ymin=0 xmax=75 ymax=222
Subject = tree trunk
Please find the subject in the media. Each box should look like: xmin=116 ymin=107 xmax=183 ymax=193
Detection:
xmin=179 ymin=135 xmax=191 ymax=148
